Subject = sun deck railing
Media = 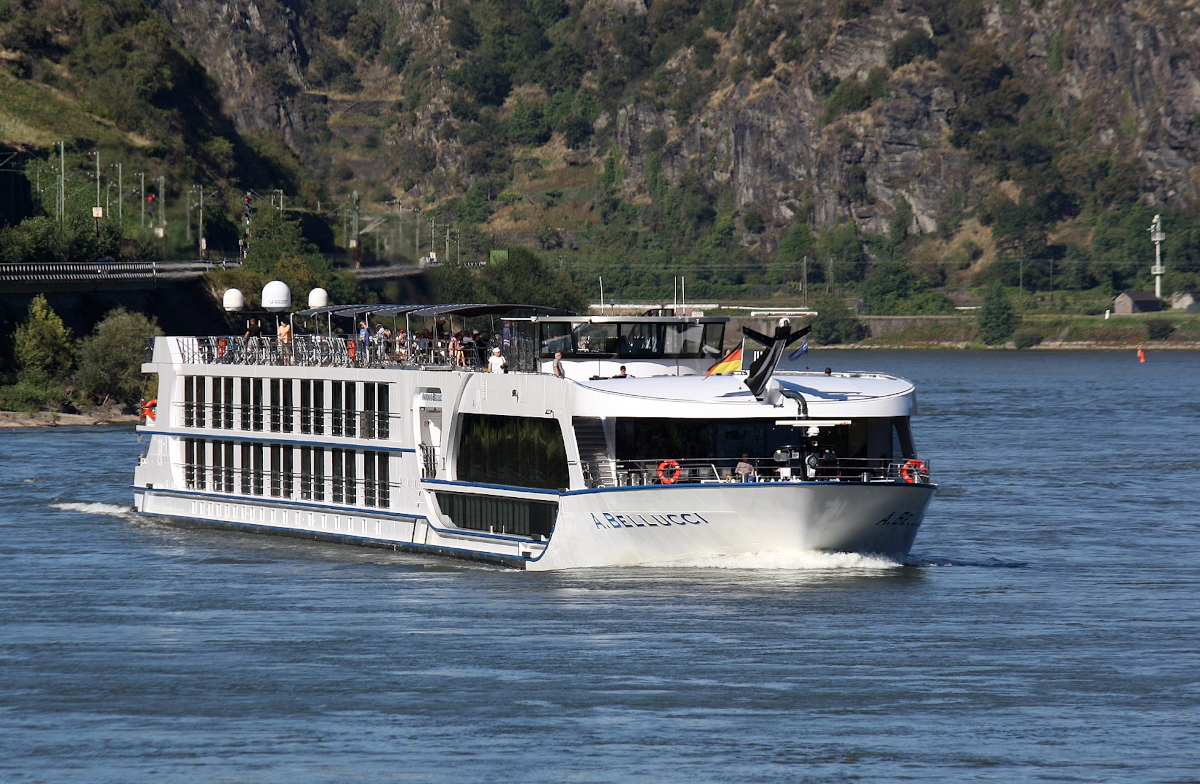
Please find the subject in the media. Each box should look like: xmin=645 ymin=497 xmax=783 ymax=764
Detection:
xmin=173 ymin=335 xmax=514 ymax=371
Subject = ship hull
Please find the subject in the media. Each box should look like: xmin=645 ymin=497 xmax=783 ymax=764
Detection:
xmin=133 ymin=479 xmax=934 ymax=570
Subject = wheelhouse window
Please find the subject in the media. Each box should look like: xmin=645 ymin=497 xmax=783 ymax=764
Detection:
xmin=540 ymin=322 xmax=571 ymax=356
xmin=538 ymin=321 xmax=726 ymax=360
xmin=456 ymin=414 xmax=568 ymax=490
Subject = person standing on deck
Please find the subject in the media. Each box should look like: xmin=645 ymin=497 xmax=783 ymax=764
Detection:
xmin=277 ymin=321 xmax=291 ymax=364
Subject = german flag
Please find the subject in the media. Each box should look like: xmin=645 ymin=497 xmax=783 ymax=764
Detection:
xmin=706 ymin=346 xmax=743 ymax=377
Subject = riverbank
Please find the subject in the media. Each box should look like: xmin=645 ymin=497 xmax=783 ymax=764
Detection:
xmin=0 ymin=409 xmax=141 ymax=429
xmin=729 ymin=311 xmax=1200 ymax=350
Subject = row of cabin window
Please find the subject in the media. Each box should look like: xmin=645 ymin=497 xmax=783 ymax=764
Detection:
xmin=181 ymin=377 xmax=390 ymax=439
xmin=182 ymin=439 xmax=390 ymax=508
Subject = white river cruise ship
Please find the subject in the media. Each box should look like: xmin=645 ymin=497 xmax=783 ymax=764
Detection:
xmin=132 ymin=294 xmax=936 ymax=569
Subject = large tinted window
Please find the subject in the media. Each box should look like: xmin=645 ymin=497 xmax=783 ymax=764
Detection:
xmin=436 ymin=492 xmax=557 ymax=538
xmin=614 ymin=417 xmax=909 ymax=461
xmin=457 ymin=415 xmax=569 ymax=490
xmin=616 ymin=418 xmax=792 ymax=461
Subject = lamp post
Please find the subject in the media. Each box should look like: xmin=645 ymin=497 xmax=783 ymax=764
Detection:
xmin=1149 ymin=214 xmax=1165 ymax=299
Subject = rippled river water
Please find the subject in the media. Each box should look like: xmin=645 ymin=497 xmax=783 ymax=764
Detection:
xmin=2 ymin=350 xmax=1198 ymax=783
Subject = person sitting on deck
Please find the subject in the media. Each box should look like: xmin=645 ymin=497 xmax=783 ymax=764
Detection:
xmin=735 ymin=454 xmax=755 ymax=482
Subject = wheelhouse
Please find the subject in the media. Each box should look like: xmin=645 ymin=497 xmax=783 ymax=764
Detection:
xmin=532 ymin=317 xmax=726 ymax=360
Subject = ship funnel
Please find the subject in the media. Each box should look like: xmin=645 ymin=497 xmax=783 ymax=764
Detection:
xmin=222 ymin=288 xmax=245 ymax=312
xmin=262 ymin=280 xmax=292 ymax=312
xmin=308 ymin=287 xmax=329 ymax=308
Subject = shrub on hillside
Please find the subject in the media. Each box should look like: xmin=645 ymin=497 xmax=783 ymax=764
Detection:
xmin=0 ymin=369 xmax=71 ymax=413
xmin=1145 ymin=318 xmax=1175 ymax=341
xmin=1012 ymin=327 xmax=1043 ymax=350
xmin=888 ymin=28 xmax=938 ymax=69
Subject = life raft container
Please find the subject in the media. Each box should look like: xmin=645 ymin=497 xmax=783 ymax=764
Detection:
xmin=656 ymin=459 xmax=681 ymax=484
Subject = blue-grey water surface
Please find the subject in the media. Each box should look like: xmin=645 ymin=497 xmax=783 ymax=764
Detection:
xmin=2 ymin=350 xmax=1198 ymax=783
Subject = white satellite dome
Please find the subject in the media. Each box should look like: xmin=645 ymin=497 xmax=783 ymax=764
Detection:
xmin=262 ymin=280 xmax=292 ymax=312
xmin=308 ymin=287 xmax=329 ymax=308
xmin=222 ymin=288 xmax=245 ymax=312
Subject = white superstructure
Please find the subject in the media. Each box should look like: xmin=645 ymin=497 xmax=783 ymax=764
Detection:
xmin=133 ymin=302 xmax=936 ymax=569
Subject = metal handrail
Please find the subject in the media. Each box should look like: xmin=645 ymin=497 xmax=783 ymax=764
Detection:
xmin=613 ymin=456 xmax=931 ymax=485
xmin=173 ymin=335 xmax=501 ymax=371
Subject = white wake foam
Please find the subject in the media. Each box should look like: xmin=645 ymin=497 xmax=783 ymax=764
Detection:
xmin=640 ymin=550 xmax=903 ymax=570
xmin=52 ymin=502 xmax=133 ymax=517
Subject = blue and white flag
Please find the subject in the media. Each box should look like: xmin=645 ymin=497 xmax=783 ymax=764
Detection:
xmin=788 ymin=338 xmax=809 ymax=361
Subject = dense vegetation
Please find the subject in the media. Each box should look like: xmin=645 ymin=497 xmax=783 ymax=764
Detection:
xmin=0 ymin=295 xmax=162 ymax=411
xmin=3 ymin=0 xmax=1200 ymax=324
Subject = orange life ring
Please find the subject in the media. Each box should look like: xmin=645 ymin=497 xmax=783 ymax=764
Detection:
xmin=899 ymin=459 xmax=926 ymax=484
xmin=348 ymin=340 xmax=356 ymax=360
xmin=217 ymin=337 xmax=227 ymax=358
xmin=657 ymin=459 xmax=681 ymax=484
xmin=141 ymin=398 xmax=157 ymax=421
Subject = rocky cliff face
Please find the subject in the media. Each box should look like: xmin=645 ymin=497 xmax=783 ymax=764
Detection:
xmin=147 ymin=0 xmax=1200 ymax=247
xmin=630 ymin=0 xmax=1200 ymax=240
xmin=149 ymin=0 xmax=311 ymax=148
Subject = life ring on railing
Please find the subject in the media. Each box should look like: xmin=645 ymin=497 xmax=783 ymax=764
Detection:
xmin=217 ymin=337 xmax=227 ymax=358
xmin=347 ymin=340 xmax=356 ymax=361
xmin=141 ymin=398 xmax=157 ymax=421
xmin=656 ymin=459 xmax=681 ymax=484
xmin=899 ymin=459 xmax=926 ymax=484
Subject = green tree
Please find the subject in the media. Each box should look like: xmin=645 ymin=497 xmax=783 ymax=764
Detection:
xmin=426 ymin=262 xmax=481 ymax=303
xmin=475 ymin=247 xmax=588 ymax=313
xmin=75 ymin=308 xmax=163 ymax=404
xmin=502 ymin=99 xmax=551 ymax=146
xmin=890 ymin=196 xmax=913 ymax=248
xmin=223 ymin=208 xmax=358 ymax=306
xmin=816 ymin=222 xmax=867 ymax=283
xmin=770 ymin=219 xmax=818 ymax=283
xmin=810 ymin=296 xmax=867 ymax=345
xmin=14 ymin=294 xmax=73 ymax=379
xmin=977 ymin=281 xmax=1018 ymax=345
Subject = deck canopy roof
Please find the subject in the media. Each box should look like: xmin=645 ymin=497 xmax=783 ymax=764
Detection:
xmin=408 ymin=303 xmax=574 ymax=318
xmin=292 ymin=303 xmax=574 ymax=319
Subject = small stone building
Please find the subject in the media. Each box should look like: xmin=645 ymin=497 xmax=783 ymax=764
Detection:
xmin=1113 ymin=291 xmax=1162 ymax=315
xmin=1168 ymin=292 xmax=1196 ymax=311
